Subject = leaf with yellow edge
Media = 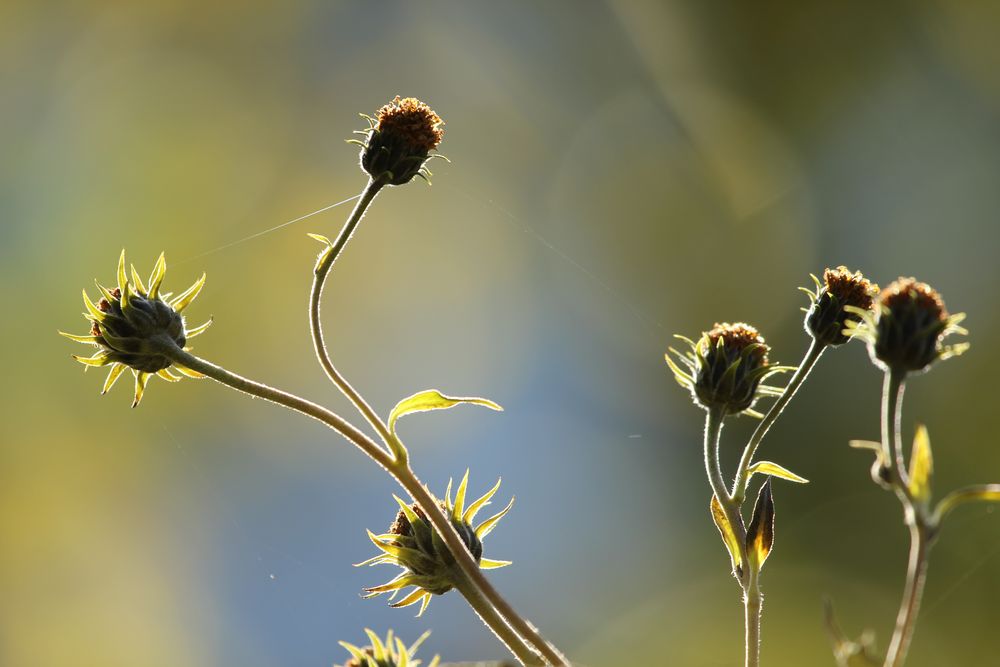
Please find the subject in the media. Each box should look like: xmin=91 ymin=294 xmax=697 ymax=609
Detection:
xmin=710 ymin=495 xmax=743 ymax=575
xmin=746 ymin=479 xmax=775 ymax=572
xmin=388 ymin=389 xmax=502 ymax=436
xmin=747 ymin=460 xmax=809 ymax=484
xmin=908 ymin=424 xmax=933 ymax=504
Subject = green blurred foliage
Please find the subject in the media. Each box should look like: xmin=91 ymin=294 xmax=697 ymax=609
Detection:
xmin=4 ymin=1 xmax=1000 ymax=665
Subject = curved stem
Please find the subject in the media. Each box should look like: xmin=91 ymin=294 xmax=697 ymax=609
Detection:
xmin=306 ymin=179 xmax=566 ymax=663
xmin=705 ymin=407 xmax=732 ymax=505
xmin=451 ymin=569 xmax=545 ymax=666
xmin=884 ymin=522 xmax=929 ymax=667
xmin=165 ymin=346 xmax=395 ymax=469
xmin=745 ymin=568 xmax=762 ymax=667
xmin=309 ymin=177 xmax=396 ymax=448
xmin=160 ymin=346 xmax=548 ymax=664
xmin=881 ymin=370 xmax=909 ymax=491
xmin=732 ymin=339 xmax=826 ymax=502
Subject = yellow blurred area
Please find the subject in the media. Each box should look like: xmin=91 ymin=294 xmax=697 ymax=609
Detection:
xmin=4 ymin=1 xmax=1000 ymax=665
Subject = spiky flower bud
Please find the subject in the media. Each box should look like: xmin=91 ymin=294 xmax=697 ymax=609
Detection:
xmin=60 ymin=250 xmax=212 ymax=407
xmin=338 ymin=629 xmax=439 ymax=667
xmin=358 ymin=471 xmax=513 ymax=616
xmin=803 ymin=266 xmax=878 ymax=346
xmin=355 ymin=96 xmax=444 ymax=186
xmin=666 ymin=323 xmax=788 ymax=417
xmin=846 ymin=277 xmax=968 ymax=374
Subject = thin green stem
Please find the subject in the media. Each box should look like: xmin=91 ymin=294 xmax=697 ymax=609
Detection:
xmin=309 ymin=177 xmax=395 ymax=449
xmin=881 ymin=370 xmax=909 ymax=492
xmin=884 ymin=522 xmax=929 ymax=667
xmin=705 ymin=407 xmax=731 ymax=504
xmin=732 ymin=338 xmax=826 ymax=503
xmin=451 ymin=569 xmax=545 ymax=666
xmin=745 ymin=568 xmax=762 ymax=667
xmin=160 ymin=345 xmax=547 ymax=665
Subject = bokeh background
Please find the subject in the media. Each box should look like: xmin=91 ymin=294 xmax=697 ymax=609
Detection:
xmin=4 ymin=1 xmax=1000 ymax=665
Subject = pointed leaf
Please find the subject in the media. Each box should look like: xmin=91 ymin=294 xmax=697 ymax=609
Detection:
xmin=102 ymin=363 xmax=126 ymax=394
xmin=747 ymin=460 xmax=809 ymax=484
xmin=130 ymin=264 xmax=148 ymax=296
xmin=908 ymin=424 xmax=933 ymax=504
xmin=388 ymin=389 xmax=502 ymax=436
xmin=147 ymin=252 xmax=167 ymax=299
xmin=933 ymin=484 xmax=1000 ymax=525
xmin=116 ymin=249 xmax=128 ymax=294
xmin=710 ymin=495 xmax=743 ymax=574
xmin=170 ymin=273 xmax=206 ymax=312
xmin=746 ymin=479 xmax=775 ymax=572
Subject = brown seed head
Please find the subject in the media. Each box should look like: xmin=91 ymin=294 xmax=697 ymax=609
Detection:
xmin=825 ymin=266 xmax=877 ymax=311
xmin=706 ymin=322 xmax=769 ymax=365
xmin=880 ymin=278 xmax=947 ymax=322
xmin=343 ymin=648 xmax=376 ymax=667
xmin=872 ymin=277 xmax=957 ymax=373
xmin=375 ymin=96 xmax=444 ymax=153
xmin=805 ymin=266 xmax=878 ymax=346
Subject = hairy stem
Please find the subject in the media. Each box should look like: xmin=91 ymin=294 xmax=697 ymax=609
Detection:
xmin=884 ymin=522 xmax=929 ymax=667
xmin=732 ymin=338 xmax=826 ymax=502
xmin=705 ymin=407 xmax=732 ymax=504
xmin=160 ymin=346 xmax=548 ymax=664
xmin=451 ymin=569 xmax=545 ymax=666
xmin=309 ymin=177 xmax=394 ymax=447
xmin=883 ymin=370 xmax=908 ymax=489
xmin=745 ymin=568 xmax=762 ymax=667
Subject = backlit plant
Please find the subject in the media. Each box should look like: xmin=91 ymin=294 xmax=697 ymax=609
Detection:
xmin=63 ymin=96 xmax=567 ymax=666
xmin=62 ymin=96 xmax=1000 ymax=667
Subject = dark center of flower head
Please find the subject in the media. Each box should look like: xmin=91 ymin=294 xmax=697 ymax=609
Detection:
xmin=389 ymin=501 xmax=446 ymax=537
xmin=344 ymin=648 xmax=385 ymax=667
xmin=824 ymin=266 xmax=876 ymax=310
xmin=880 ymin=277 xmax=947 ymax=322
xmin=706 ymin=322 xmax=769 ymax=365
xmin=375 ymin=96 xmax=444 ymax=152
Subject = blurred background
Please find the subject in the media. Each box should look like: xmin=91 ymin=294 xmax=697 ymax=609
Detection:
xmin=4 ymin=1 xmax=1000 ymax=665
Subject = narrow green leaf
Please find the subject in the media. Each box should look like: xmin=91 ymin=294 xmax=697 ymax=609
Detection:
xmin=746 ymin=479 xmax=775 ymax=572
xmin=908 ymin=424 xmax=933 ymax=504
xmin=933 ymin=484 xmax=1000 ymax=525
xmin=747 ymin=460 xmax=809 ymax=484
xmin=710 ymin=495 xmax=743 ymax=574
xmin=388 ymin=389 xmax=502 ymax=436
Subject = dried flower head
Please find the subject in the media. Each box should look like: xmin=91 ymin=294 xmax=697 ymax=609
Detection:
xmin=354 ymin=96 xmax=445 ymax=186
xmin=803 ymin=266 xmax=878 ymax=346
xmin=60 ymin=250 xmax=211 ymax=407
xmin=338 ymin=629 xmax=439 ymax=667
xmin=846 ymin=277 xmax=968 ymax=374
xmin=358 ymin=471 xmax=513 ymax=616
xmin=666 ymin=322 xmax=789 ymax=417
